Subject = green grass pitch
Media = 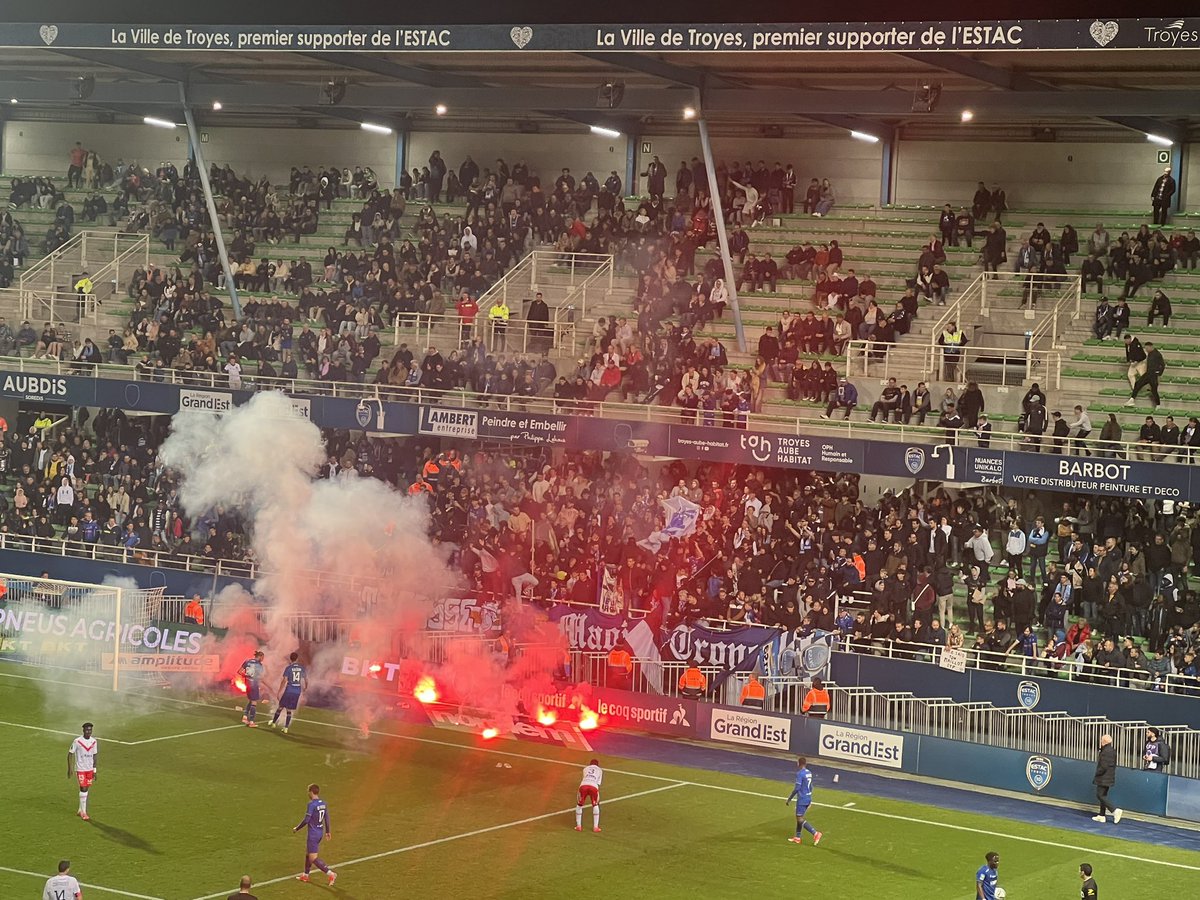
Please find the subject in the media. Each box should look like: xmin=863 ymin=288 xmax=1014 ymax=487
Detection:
xmin=1 ymin=666 xmax=1197 ymax=899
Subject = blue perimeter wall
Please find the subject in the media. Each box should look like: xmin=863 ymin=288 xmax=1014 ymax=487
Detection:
xmin=830 ymin=653 xmax=1198 ymax=727
xmin=0 ymin=550 xmax=253 ymax=597
xmin=587 ymin=687 xmax=1197 ymax=822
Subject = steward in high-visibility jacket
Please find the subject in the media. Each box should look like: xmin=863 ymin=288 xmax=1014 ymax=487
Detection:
xmin=184 ymin=594 xmax=205 ymax=625
xmin=739 ymin=674 xmax=766 ymax=708
xmin=678 ymin=664 xmax=707 ymax=699
xmin=607 ymin=646 xmax=633 ymax=689
xmin=802 ymin=677 xmax=831 ymax=718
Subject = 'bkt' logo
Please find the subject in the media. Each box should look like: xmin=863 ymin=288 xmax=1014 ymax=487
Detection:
xmin=904 ymin=446 xmax=926 ymax=474
xmin=1017 ymin=680 xmax=1041 ymax=710
xmin=739 ymin=434 xmax=772 ymax=462
xmin=1026 ymin=755 xmax=1053 ymax=791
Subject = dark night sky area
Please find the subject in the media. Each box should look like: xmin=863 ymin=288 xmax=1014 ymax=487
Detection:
xmin=2 ymin=0 xmax=1193 ymax=25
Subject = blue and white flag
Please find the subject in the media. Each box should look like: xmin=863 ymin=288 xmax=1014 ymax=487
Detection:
xmin=637 ymin=495 xmax=701 ymax=554
xmin=774 ymin=629 xmax=836 ymax=678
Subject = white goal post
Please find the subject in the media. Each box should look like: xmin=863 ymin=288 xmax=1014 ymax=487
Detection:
xmin=0 ymin=573 xmax=165 ymax=690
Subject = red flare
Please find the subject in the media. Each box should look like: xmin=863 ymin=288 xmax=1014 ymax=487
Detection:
xmin=481 ymin=726 xmax=500 ymax=740
xmin=414 ymin=675 xmax=439 ymax=705
xmin=368 ymin=664 xmax=383 ymax=674
xmin=233 ymin=676 xmax=247 ymax=694
xmin=578 ymin=705 xmax=599 ymax=731
xmin=535 ymin=706 xmax=558 ymax=726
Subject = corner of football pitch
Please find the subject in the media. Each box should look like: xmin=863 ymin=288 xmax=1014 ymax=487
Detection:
xmin=2 ymin=667 xmax=1197 ymax=899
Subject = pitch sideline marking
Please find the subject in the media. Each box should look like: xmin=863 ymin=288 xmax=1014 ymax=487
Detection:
xmin=0 ymin=718 xmax=243 ymax=746
xmin=0 ymin=865 xmax=165 ymax=900
xmin=683 ymin=781 xmax=1200 ymax=873
xmin=123 ymin=724 xmax=245 ymax=745
xmin=5 ymin=669 xmax=1199 ymax=875
xmin=187 ymin=783 xmax=688 ymax=900
xmin=0 ymin=668 xmax=682 ymax=781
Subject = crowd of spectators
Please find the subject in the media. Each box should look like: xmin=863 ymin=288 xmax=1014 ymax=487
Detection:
xmin=369 ymin=444 xmax=1200 ymax=689
xmin=1 ymin=389 xmax=1197 ymax=691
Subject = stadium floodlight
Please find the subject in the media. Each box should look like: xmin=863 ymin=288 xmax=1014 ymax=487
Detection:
xmin=435 ymin=103 xmax=447 ymax=116
xmin=1146 ymin=133 xmax=1173 ymax=147
xmin=849 ymin=130 xmax=880 ymax=143
xmin=682 ymin=106 xmax=696 ymax=120
xmin=589 ymin=125 xmax=621 ymax=139
xmin=212 ymin=100 xmax=223 ymax=111
xmin=960 ymin=109 xmax=974 ymax=122
xmin=360 ymin=122 xmax=393 ymax=135
xmin=9 ymin=98 xmax=16 ymax=104
xmin=143 ymin=116 xmax=178 ymax=129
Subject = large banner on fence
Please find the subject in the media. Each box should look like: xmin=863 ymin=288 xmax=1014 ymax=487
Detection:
xmin=547 ymin=604 xmax=777 ymax=693
xmin=424 ymin=596 xmax=501 ymax=634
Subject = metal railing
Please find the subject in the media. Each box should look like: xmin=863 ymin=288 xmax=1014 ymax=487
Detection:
xmin=19 ymin=231 xmax=146 ymax=305
xmin=0 ymin=354 xmax=1187 ymax=464
xmin=555 ymin=253 xmax=614 ymax=324
xmin=16 ymin=231 xmax=149 ymax=326
xmin=930 ymin=270 xmax=985 ymax=341
xmin=981 ymin=271 xmax=1082 ymax=320
xmin=476 ymin=251 xmax=613 ymax=325
xmin=838 ymin=638 xmax=1199 ymax=698
xmin=391 ymin=310 xmax=574 ymax=356
xmin=575 ymin=649 xmax=1200 ymax=777
xmin=24 ymin=290 xmax=100 ymax=327
xmin=846 ymin=339 xmax=1062 ymax=389
xmin=85 ymin=233 xmax=150 ymax=308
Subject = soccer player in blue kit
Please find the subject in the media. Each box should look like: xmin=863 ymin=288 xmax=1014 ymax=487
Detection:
xmin=237 ymin=650 xmax=265 ymax=727
xmin=784 ymin=757 xmax=822 ymax=845
xmin=976 ymin=851 xmax=1001 ymax=899
xmin=271 ymin=652 xmax=308 ymax=733
xmin=293 ymin=783 xmax=337 ymax=885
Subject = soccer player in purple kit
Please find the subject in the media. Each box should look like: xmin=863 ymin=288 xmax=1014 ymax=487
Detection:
xmin=293 ymin=783 xmax=336 ymax=885
xmin=237 ymin=650 xmax=265 ymax=727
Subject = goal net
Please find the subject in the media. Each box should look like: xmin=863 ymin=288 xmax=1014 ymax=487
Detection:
xmin=0 ymin=573 xmax=167 ymax=690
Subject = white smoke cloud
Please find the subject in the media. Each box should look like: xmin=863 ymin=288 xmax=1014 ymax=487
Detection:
xmin=160 ymin=391 xmax=457 ymax=684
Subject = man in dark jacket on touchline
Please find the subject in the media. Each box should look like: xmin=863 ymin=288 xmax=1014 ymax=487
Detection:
xmin=1092 ymin=734 xmax=1122 ymax=825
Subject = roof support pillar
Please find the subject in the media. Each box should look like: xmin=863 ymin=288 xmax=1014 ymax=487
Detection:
xmin=698 ymin=115 xmax=746 ymax=353
xmin=180 ymin=84 xmax=242 ymax=321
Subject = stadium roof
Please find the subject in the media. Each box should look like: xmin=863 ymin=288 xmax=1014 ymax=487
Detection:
xmin=0 ymin=21 xmax=1198 ymax=141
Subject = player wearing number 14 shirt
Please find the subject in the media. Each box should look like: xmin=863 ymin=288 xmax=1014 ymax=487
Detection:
xmin=67 ymin=722 xmax=98 ymax=821
xmin=270 ymin=652 xmax=307 ymax=733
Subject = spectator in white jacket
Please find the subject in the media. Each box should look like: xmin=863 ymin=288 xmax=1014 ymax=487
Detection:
xmin=1068 ymin=405 xmax=1093 ymax=455
xmin=1004 ymin=522 xmax=1028 ymax=577
xmin=965 ymin=526 xmax=995 ymax=567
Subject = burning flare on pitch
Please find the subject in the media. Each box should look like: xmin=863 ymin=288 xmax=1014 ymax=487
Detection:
xmin=481 ymin=726 xmax=499 ymax=740
xmin=233 ymin=676 xmax=248 ymax=694
xmin=535 ymin=706 xmax=557 ymax=726
xmin=414 ymin=675 xmax=439 ymax=705
xmin=578 ymin=704 xmax=599 ymax=731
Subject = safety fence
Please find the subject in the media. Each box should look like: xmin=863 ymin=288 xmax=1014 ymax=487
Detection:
xmin=846 ymin=339 xmax=1062 ymax=389
xmin=571 ymin=647 xmax=1200 ymax=777
xmin=833 ymin=635 xmax=1200 ymax=696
